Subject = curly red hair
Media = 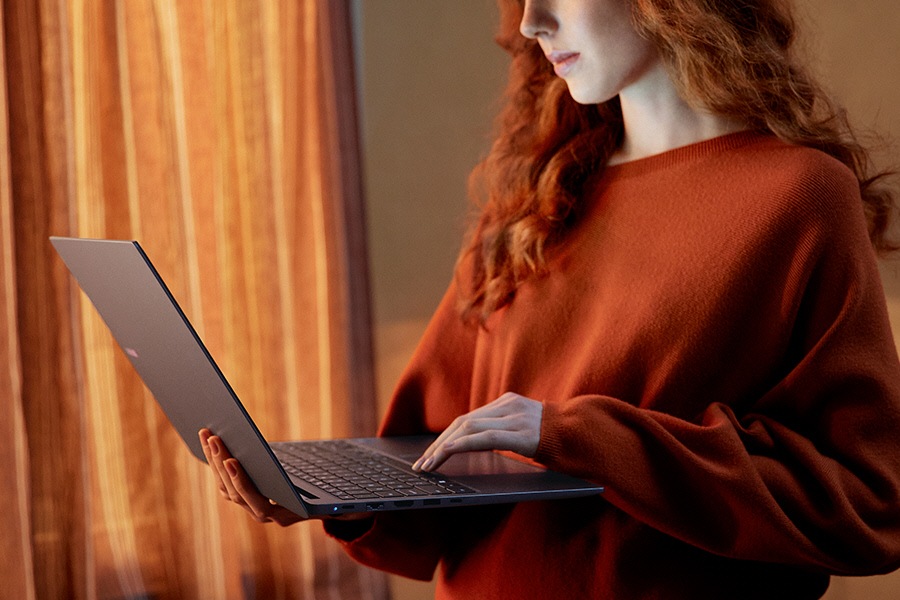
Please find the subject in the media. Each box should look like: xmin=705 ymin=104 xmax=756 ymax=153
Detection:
xmin=457 ymin=0 xmax=897 ymax=323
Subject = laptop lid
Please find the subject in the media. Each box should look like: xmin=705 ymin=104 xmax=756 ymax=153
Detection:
xmin=51 ymin=236 xmax=312 ymax=516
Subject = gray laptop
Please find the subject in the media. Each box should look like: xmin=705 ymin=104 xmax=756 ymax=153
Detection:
xmin=51 ymin=236 xmax=603 ymax=519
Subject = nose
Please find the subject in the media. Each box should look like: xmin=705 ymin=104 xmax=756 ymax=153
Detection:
xmin=519 ymin=0 xmax=556 ymax=39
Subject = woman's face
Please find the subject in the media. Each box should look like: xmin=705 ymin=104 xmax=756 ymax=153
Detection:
xmin=519 ymin=0 xmax=660 ymax=105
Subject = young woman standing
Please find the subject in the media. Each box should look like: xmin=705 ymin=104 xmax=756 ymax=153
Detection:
xmin=202 ymin=1 xmax=900 ymax=597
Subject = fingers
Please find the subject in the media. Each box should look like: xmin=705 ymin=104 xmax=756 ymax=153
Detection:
xmin=412 ymin=393 xmax=543 ymax=472
xmin=226 ymin=456 xmax=302 ymax=527
xmin=199 ymin=429 xmax=226 ymax=497
xmin=414 ymin=425 xmax=523 ymax=471
xmin=200 ymin=429 xmax=234 ymax=500
xmin=198 ymin=429 xmax=302 ymax=527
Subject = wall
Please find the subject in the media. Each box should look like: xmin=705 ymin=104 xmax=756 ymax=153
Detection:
xmin=357 ymin=1 xmax=507 ymax=326
xmin=355 ymin=2 xmax=900 ymax=599
xmin=796 ymin=5 xmax=900 ymax=596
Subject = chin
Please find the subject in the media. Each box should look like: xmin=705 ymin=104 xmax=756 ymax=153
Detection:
xmin=564 ymin=81 xmax=614 ymax=106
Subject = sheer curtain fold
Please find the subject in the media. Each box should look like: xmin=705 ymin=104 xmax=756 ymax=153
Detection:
xmin=0 ymin=4 xmax=35 ymax=599
xmin=1 ymin=1 xmax=388 ymax=598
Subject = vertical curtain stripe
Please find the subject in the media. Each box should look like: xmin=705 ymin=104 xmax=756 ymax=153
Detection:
xmin=261 ymin=0 xmax=303 ymax=440
xmin=12 ymin=0 xmax=42 ymax=207
xmin=114 ymin=0 xmax=141 ymax=239
xmin=72 ymin=0 xmax=103 ymax=238
xmin=226 ymin=0 xmax=266 ymax=408
xmin=0 ymin=1 xmax=34 ymax=594
xmin=55 ymin=0 xmax=79 ymax=228
xmin=303 ymin=0 xmax=334 ymax=443
xmin=9 ymin=378 xmax=33 ymax=599
xmin=158 ymin=0 xmax=203 ymax=325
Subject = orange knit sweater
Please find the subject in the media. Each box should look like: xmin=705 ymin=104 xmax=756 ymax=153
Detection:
xmin=327 ymin=132 xmax=900 ymax=599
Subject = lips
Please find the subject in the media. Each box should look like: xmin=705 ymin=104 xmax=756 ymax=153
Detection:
xmin=546 ymin=51 xmax=580 ymax=77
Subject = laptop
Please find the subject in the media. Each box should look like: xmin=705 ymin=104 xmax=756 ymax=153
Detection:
xmin=50 ymin=236 xmax=604 ymax=519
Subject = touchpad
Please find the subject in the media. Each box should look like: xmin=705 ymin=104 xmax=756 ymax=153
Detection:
xmin=437 ymin=451 xmax=544 ymax=477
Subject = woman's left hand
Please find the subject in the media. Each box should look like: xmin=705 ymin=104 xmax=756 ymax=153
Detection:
xmin=412 ymin=392 xmax=543 ymax=472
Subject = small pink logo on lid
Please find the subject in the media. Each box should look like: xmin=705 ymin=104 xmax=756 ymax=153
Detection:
xmin=125 ymin=348 xmax=139 ymax=359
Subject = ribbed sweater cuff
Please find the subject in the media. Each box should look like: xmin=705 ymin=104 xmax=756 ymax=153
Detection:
xmin=535 ymin=400 xmax=567 ymax=469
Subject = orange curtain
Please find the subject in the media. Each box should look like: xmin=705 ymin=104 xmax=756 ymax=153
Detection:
xmin=0 ymin=0 xmax=388 ymax=598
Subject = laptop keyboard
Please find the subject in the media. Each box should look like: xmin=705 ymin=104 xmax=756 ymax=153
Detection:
xmin=275 ymin=440 xmax=475 ymax=501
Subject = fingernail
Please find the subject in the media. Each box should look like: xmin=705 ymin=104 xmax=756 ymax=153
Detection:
xmin=421 ymin=458 xmax=434 ymax=471
xmin=225 ymin=460 xmax=237 ymax=478
xmin=411 ymin=459 xmax=422 ymax=471
xmin=210 ymin=438 xmax=219 ymax=456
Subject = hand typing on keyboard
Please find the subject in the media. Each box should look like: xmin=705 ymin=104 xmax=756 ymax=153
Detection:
xmin=412 ymin=392 xmax=543 ymax=473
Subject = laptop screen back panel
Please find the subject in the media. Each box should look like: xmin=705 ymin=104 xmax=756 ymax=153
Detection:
xmin=51 ymin=237 xmax=309 ymax=518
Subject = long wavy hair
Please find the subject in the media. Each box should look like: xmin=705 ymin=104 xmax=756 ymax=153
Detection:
xmin=457 ymin=0 xmax=897 ymax=324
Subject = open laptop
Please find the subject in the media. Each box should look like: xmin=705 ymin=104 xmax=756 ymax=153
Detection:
xmin=51 ymin=236 xmax=603 ymax=519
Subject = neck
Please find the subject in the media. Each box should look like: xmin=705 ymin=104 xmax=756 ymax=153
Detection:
xmin=608 ymin=61 xmax=746 ymax=166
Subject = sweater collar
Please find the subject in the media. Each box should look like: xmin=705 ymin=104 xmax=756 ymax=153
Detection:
xmin=603 ymin=130 xmax=773 ymax=179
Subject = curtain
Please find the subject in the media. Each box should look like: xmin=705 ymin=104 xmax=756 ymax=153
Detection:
xmin=1 ymin=0 xmax=389 ymax=598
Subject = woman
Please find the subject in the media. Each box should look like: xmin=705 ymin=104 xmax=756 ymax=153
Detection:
xmin=201 ymin=0 xmax=900 ymax=597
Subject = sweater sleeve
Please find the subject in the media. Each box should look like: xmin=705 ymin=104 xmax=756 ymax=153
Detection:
xmin=323 ymin=276 xmax=481 ymax=580
xmin=535 ymin=176 xmax=900 ymax=574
